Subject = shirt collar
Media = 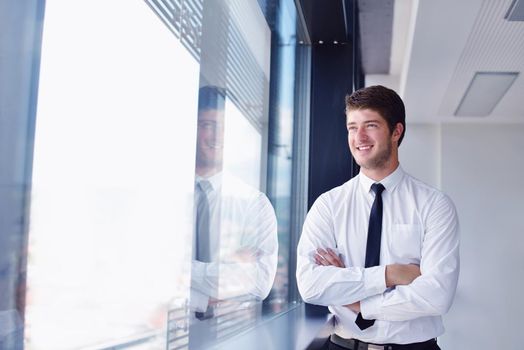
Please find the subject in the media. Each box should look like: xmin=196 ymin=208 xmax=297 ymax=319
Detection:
xmin=195 ymin=172 xmax=223 ymax=192
xmin=358 ymin=165 xmax=405 ymax=194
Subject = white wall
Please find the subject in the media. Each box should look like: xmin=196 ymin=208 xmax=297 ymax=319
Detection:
xmin=399 ymin=123 xmax=440 ymax=188
xmin=401 ymin=122 xmax=524 ymax=349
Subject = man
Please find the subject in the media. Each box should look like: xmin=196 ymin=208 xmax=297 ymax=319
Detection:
xmin=186 ymin=86 xmax=278 ymax=347
xmin=296 ymin=85 xmax=459 ymax=350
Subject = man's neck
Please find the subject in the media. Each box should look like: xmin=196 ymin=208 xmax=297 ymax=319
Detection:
xmin=195 ymin=166 xmax=222 ymax=178
xmin=360 ymin=160 xmax=400 ymax=182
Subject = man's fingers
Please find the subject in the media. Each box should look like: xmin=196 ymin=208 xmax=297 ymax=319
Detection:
xmin=315 ymin=248 xmax=344 ymax=267
xmin=321 ymin=248 xmax=343 ymax=267
xmin=318 ymin=248 xmax=338 ymax=266
xmin=315 ymin=253 xmax=329 ymax=266
xmin=326 ymin=248 xmax=345 ymax=267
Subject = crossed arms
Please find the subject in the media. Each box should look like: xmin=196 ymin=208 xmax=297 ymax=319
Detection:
xmin=296 ymin=192 xmax=460 ymax=321
xmin=191 ymin=193 xmax=278 ymax=311
xmin=314 ymin=247 xmax=421 ymax=313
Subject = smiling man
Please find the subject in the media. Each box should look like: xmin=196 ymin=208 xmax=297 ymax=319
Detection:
xmin=190 ymin=86 xmax=278 ymax=330
xmin=296 ymin=85 xmax=460 ymax=350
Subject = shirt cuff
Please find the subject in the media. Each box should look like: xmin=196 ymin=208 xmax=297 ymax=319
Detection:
xmin=360 ymin=293 xmax=382 ymax=320
xmin=363 ymin=265 xmax=387 ymax=296
xmin=189 ymin=288 xmax=210 ymax=312
xmin=192 ymin=260 xmax=219 ymax=287
xmin=191 ymin=260 xmax=206 ymax=286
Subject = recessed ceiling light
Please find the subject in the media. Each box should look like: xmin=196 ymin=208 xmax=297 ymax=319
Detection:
xmin=505 ymin=0 xmax=524 ymax=21
xmin=455 ymin=72 xmax=519 ymax=117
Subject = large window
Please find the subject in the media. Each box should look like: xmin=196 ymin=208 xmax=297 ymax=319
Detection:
xmin=27 ymin=1 xmax=199 ymax=348
xmin=0 ymin=0 xmax=308 ymax=349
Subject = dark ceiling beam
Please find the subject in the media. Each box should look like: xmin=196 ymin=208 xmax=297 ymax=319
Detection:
xmin=297 ymin=0 xmax=352 ymax=44
xmin=358 ymin=0 xmax=394 ymax=74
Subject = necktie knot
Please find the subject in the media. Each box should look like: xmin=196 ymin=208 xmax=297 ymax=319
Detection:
xmin=198 ymin=180 xmax=213 ymax=195
xmin=371 ymin=183 xmax=385 ymax=196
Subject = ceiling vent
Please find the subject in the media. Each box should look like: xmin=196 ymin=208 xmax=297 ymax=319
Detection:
xmin=505 ymin=0 xmax=524 ymax=21
xmin=455 ymin=72 xmax=519 ymax=117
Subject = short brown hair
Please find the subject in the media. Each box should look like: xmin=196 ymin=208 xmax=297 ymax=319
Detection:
xmin=198 ymin=85 xmax=226 ymax=112
xmin=345 ymin=85 xmax=406 ymax=146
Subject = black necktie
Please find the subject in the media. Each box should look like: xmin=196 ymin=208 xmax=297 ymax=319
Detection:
xmin=195 ymin=180 xmax=212 ymax=263
xmin=355 ymin=183 xmax=385 ymax=330
xmin=194 ymin=180 xmax=215 ymax=320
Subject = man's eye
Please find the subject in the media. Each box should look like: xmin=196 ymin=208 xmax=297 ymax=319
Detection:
xmin=367 ymin=124 xmax=378 ymax=128
xmin=199 ymin=122 xmax=214 ymax=128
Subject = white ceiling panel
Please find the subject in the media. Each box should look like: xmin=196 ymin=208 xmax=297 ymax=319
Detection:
xmin=386 ymin=0 xmax=524 ymax=123
xmin=438 ymin=0 xmax=524 ymax=120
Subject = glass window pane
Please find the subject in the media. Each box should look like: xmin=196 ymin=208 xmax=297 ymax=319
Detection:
xmin=3 ymin=0 xmax=307 ymax=349
xmin=26 ymin=1 xmax=199 ymax=348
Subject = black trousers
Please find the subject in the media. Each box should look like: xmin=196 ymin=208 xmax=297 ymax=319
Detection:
xmin=324 ymin=338 xmax=441 ymax=350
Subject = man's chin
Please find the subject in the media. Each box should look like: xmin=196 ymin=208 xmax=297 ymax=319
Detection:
xmin=196 ymin=159 xmax=223 ymax=170
xmin=353 ymin=157 xmax=369 ymax=169
xmin=355 ymin=159 xmax=380 ymax=171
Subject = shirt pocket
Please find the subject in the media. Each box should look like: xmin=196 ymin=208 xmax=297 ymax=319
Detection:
xmin=388 ymin=224 xmax=422 ymax=264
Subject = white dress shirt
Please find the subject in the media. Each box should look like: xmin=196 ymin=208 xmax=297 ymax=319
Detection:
xmin=296 ymin=166 xmax=459 ymax=344
xmin=191 ymin=172 xmax=278 ymax=312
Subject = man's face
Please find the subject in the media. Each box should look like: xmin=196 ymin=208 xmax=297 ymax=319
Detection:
xmin=196 ymin=109 xmax=225 ymax=170
xmin=346 ymin=108 xmax=401 ymax=171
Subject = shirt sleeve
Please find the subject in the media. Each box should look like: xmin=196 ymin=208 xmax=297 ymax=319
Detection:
xmin=189 ymin=283 xmax=211 ymax=312
xmin=361 ymin=193 xmax=460 ymax=321
xmin=296 ymin=194 xmax=387 ymax=306
xmin=190 ymin=193 xmax=278 ymax=302
xmin=216 ymin=193 xmax=278 ymax=300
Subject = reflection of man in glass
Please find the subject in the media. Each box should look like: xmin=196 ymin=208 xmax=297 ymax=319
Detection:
xmin=190 ymin=86 xmax=278 ymax=324
xmin=194 ymin=87 xmax=225 ymax=179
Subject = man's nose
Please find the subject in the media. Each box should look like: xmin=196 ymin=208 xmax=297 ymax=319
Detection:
xmin=210 ymin=128 xmax=224 ymax=144
xmin=355 ymin=126 xmax=368 ymax=140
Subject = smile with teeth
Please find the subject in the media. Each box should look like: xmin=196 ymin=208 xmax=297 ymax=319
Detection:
xmin=357 ymin=145 xmax=373 ymax=151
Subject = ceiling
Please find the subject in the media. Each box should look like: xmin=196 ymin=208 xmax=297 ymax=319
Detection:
xmin=358 ymin=0 xmax=394 ymax=74
xmin=296 ymin=0 xmax=350 ymax=44
xmin=364 ymin=0 xmax=524 ymax=123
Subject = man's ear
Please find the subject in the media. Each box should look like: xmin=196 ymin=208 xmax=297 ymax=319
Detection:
xmin=392 ymin=123 xmax=403 ymax=142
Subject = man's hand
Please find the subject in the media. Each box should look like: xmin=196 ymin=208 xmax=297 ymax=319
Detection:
xmin=385 ymin=264 xmax=421 ymax=288
xmin=228 ymin=247 xmax=259 ymax=263
xmin=344 ymin=301 xmax=360 ymax=313
xmin=314 ymin=248 xmax=345 ymax=267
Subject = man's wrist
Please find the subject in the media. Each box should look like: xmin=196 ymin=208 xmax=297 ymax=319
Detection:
xmin=344 ymin=301 xmax=361 ymax=313
xmin=385 ymin=264 xmax=403 ymax=287
xmin=385 ymin=264 xmax=395 ymax=288
xmin=384 ymin=263 xmax=421 ymax=287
